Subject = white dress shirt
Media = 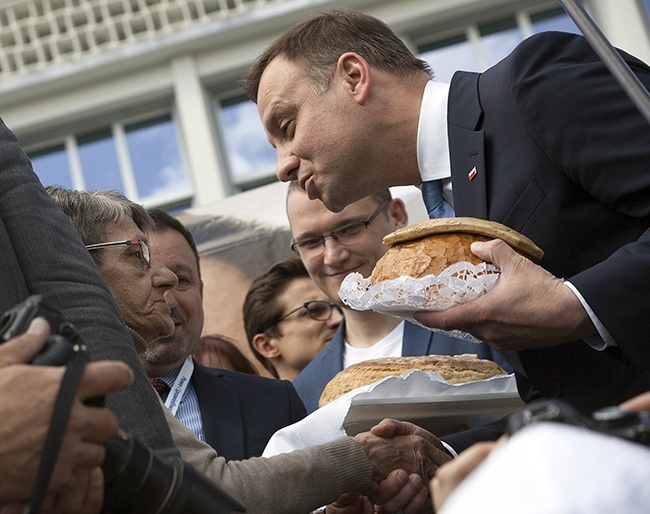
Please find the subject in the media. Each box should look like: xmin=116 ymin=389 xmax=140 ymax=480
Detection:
xmin=157 ymin=356 xmax=205 ymax=442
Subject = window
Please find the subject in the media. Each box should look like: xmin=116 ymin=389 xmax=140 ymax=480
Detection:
xmin=30 ymin=144 xmax=72 ymax=189
xmin=420 ymin=35 xmax=479 ymax=83
xmin=78 ymin=128 xmax=123 ymax=192
xmin=218 ymin=96 xmax=277 ymax=188
xmin=416 ymin=6 xmax=581 ymax=82
xmin=530 ymin=7 xmax=580 ymax=35
xmin=125 ymin=115 xmax=191 ymax=203
xmin=27 ymin=114 xmax=191 ymax=208
xmin=478 ymin=18 xmax=523 ymax=68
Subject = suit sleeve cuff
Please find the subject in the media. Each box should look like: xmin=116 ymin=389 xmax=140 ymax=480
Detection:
xmin=562 ymin=280 xmax=617 ymax=349
xmin=441 ymin=440 xmax=459 ymax=458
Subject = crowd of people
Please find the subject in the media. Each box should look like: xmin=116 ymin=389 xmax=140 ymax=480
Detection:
xmin=2 ymin=6 xmax=650 ymax=514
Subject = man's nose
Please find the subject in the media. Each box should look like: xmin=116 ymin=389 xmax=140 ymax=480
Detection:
xmin=163 ymin=289 xmax=179 ymax=310
xmin=327 ymin=307 xmax=343 ymax=328
xmin=322 ymin=235 xmax=348 ymax=265
xmin=152 ymin=262 xmax=179 ymax=289
xmin=276 ymin=146 xmax=300 ymax=182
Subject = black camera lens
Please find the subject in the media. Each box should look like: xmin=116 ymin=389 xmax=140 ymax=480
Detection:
xmin=1 ymin=296 xmax=246 ymax=514
xmin=102 ymin=431 xmax=246 ymax=514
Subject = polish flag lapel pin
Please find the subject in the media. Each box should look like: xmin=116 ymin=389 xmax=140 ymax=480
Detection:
xmin=468 ymin=166 xmax=478 ymax=180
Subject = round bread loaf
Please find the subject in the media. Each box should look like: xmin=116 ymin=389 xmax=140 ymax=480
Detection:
xmin=318 ymin=353 xmax=507 ymax=407
xmin=370 ymin=217 xmax=543 ymax=284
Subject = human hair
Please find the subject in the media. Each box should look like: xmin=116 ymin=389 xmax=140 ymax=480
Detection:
xmin=46 ymin=185 xmax=153 ymax=266
xmin=286 ymin=180 xmax=392 ymax=214
xmin=243 ymin=257 xmax=310 ymax=377
xmin=193 ymin=334 xmax=260 ymax=375
xmin=148 ymin=208 xmax=201 ymax=280
xmin=240 ymin=9 xmax=431 ymax=102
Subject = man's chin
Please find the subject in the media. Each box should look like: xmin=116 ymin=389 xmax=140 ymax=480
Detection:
xmin=320 ymin=189 xmax=358 ymax=214
xmin=321 ymin=196 xmax=345 ymax=213
xmin=146 ymin=324 xmax=177 ymax=344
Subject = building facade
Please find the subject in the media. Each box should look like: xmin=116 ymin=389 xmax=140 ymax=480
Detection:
xmin=2 ymin=0 xmax=649 ymax=212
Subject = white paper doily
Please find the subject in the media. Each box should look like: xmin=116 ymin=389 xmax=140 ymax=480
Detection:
xmin=338 ymin=261 xmax=499 ymax=343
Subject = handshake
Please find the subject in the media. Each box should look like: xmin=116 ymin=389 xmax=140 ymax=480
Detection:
xmin=326 ymin=419 xmax=453 ymax=514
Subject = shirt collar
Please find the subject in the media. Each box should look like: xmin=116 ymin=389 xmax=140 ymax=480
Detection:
xmin=158 ymin=355 xmax=194 ymax=384
xmin=417 ymin=80 xmax=452 ymax=183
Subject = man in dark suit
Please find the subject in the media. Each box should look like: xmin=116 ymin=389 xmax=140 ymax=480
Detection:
xmin=287 ymin=184 xmax=510 ymax=413
xmin=242 ymin=10 xmax=650 ymax=419
xmin=144 ymin=208 xmax=306 ymax=460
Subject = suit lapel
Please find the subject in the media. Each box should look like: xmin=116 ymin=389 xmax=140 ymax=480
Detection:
xmin=448 ymin=71 xmax=488 ymax=219
xmin=192 ymin=363 xmax=246 ymax=461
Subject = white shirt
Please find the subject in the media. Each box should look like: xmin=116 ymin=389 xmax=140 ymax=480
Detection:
xmin=343 ymin=321 xmax=405 ymax=369
xmin=416 ymin=79 xmax=615 ymax=348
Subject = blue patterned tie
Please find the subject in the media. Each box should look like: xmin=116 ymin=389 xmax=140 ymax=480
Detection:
xmin=421 ymin=180 xmax=455 ymax=219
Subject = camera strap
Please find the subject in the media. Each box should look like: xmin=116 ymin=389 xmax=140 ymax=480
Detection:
xmin=25 ymin=344 xmax=90 ymax=514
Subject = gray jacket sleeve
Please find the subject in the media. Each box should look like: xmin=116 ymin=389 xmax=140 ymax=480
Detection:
xmin=163 ymin=407 xmax=372 ymax=514
xmin=0 ymin=115 xmax=178 ymax=455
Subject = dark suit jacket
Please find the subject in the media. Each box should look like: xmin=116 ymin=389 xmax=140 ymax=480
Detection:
xmin=191 ymin=362 xmax=306 ymax=460
xmin=0 ymin=117 xmax=178 ymax=456
xmin=293 ymin=319 xmax=511 ymax=413
xmin=442 ymin=31 xmax=650 ymax=415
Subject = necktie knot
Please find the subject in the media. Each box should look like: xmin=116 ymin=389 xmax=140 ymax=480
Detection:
xmin=149 ymin=377 xmax=170 ymax=399
xmin=421 ymin=179 xmax=455 ymax=219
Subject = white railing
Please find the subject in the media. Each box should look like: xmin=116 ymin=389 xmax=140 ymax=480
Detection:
xmin=0 ymin=0 xmax=271 ymax=80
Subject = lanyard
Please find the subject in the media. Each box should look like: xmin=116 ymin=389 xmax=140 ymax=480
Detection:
xmin=164 ymin=356 xmax=194 ymax=416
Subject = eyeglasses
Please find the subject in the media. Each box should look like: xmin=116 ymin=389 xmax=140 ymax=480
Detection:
xmin=269 ymin=300 xmax=343 ymax=330
xmin=290 ymin=199 xmax=391 ymax=256
xmin=85 ymin=239 xmax=151 ymax=269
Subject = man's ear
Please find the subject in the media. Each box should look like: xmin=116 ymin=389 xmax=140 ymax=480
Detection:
xmin=336 ymin=52 xmax=371 ymax=104
xmin=252 ymin=333 xmax=280 ymax=359
xmin=389 ymin=198 xmax=409 ymax=229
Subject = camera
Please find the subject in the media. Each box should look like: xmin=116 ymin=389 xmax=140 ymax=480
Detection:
xmin=508 ymin=398 xmax=650 ymax=447
xmin=0 ymin=295 xmax=246 ymax=513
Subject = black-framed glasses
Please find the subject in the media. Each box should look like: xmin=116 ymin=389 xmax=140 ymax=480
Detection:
xmin=269 ymin=300 xmax=343 ymax=329
xmin=85 ymin=239 xmax=151 ymax=269
xmin=290 ymin=199 xmax=391 ymax=255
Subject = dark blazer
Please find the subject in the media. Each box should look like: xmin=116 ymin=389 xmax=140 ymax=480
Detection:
xmin=192 ymin=362 xmax=306 ymax=460
xmin=0 ymin=117 xmax=178 ymax=456
xmin=293 ymin=319 xmax=511 ymax=413
xmin=442 ymin=31 xmax=650 ymax=415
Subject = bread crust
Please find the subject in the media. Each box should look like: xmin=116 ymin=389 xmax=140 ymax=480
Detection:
xmin=319 ymin=354 xmax=507 ymax=407
xmin=370 ymin=218 xmax=543 ymax=284
xmin=382 ymin=217 xmax=543 ymax=260
xmin=371 ymin=232 xmax=491 ymax=283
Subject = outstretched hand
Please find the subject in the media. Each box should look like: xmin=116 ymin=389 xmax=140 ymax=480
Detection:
xmin=619 ymin=391 xmax=650 ymax=412
xmin=430 ymin=440 xmax=503 ymax=512
xmin=415 ymin=239 xmax=595 ymax=350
